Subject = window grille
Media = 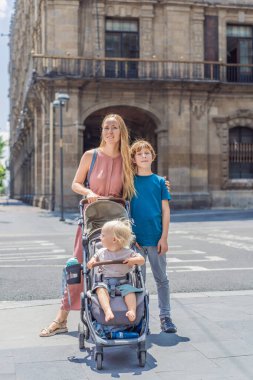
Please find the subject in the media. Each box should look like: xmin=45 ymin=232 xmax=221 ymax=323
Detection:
xmin=229 ymin=127 xmax=253 ymax=179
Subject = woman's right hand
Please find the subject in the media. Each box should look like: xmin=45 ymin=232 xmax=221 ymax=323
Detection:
xmin=86 ymin=191 xmax=99 ymax=203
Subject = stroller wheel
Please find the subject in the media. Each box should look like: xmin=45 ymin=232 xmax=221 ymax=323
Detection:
xmin=78 ymin=322 xmax=85 ymax=349
xmin=79 ymin=332 xmax=85 ymax=349
xmin=96 ymin=353 xmax=103 ymax=370
xmin=138 ymin=351 xmax=146 ymax=367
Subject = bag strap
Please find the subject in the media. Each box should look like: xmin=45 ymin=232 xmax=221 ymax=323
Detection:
xmin=86 ymin=149 xmax=98 ymax=188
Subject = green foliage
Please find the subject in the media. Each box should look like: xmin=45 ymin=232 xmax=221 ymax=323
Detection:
xmin=0 ymin=136 xmax=6 ymax=193
xmin=0 ymin=164 xmax=6 ymax=194
xmin=0 ymin=136 xmax=5 ymax=159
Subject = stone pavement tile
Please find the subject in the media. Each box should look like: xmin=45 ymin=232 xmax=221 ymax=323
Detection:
xmin=192 ymin=338 xmax=253 ymax=358
xmin=0 ymin=304 xmax=80 ymax=350
xmin=177 ymin=319 xmax=236 ymax=343
xmin=213 ymin=356 xmax=253 ymax=380
xmin=15 ymin=361 xmax=88 ymax=380
xmin=186 ymin=302 xmax=250 ymax=322
xmin=215 ymin=295 xmax=253 ymax=310
xmin=217 ymin=320 xmax=253 ymax=341
xmin=12 ymin=345 xmax=81 ymax=364
xmin=0 ymin=356 xmax=15 ymax=376
xmin=143 ymin=350 xmax=219 ymax=372
xmin=0 ymin=375 xmax=16 ymax=380
xmin=156 ymin=370 xmax=231 ymax=380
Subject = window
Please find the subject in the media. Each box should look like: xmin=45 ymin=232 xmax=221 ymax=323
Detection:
xmin=105 ymin=18 xmax=139 ymax=78
xmin=227 ymin=25 xmax=253 ymax=82
xmin=229 ymin=127 xmax=253 ymax=179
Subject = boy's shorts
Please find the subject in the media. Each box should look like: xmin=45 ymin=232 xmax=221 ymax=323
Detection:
xmin=92 ymin=277 xmax=143 ymax=297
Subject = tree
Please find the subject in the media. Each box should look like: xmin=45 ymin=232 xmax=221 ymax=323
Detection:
xmin=0 ymin=136 xmax=5 ymax=159
xmin=0 ymin=136 xmax=6 ymax=194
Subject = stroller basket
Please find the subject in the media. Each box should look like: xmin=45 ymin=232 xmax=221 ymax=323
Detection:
xmin=66 ymin=263 xmax=82 ymax=285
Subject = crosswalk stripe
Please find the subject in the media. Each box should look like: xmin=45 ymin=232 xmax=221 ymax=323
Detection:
xmin=0 ymin=249 xmax=66 ymax=257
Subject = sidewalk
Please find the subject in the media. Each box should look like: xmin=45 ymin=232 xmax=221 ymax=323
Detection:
xmin=1 ymin=291 xmax=253 ymax=380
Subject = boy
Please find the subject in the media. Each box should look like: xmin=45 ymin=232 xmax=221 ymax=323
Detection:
xmin=130 ymin=140 xmax=177 ymax=333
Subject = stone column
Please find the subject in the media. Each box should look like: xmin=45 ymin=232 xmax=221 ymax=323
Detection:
xmin=46 ymin=0 xmax=80 ymax=55
xmin=190 ymin=96 xmax=210 ymax=207
xmin=190 ymin=8 xmax=204 ymax=61
xmin=140 ymin=4 xmax=154 ymax=59
xmin=167 ymin=92 xmax=191 ymax=207
xmin=33 ymin=109 xmax=43 ymax=207
xmin=91 ymin=0 xmax=105 ymax=57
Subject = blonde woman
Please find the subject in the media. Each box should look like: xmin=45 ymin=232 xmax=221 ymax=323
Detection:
xmin=40 ymin=114 xmax=135 ymax=337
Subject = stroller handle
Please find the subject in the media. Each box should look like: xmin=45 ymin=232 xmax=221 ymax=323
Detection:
xmin=90 ymin=259 xmax=126 ymax=268
xmin=80 ymin=197 xmax=126 ymax=207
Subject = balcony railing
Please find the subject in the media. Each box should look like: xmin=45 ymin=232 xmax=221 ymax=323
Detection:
xmin=32 ymin=55 xmax=253 ymax=84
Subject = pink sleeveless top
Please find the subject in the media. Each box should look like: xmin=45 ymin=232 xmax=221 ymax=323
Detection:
xmin=89 ymin=149 xmax=123 ymax=197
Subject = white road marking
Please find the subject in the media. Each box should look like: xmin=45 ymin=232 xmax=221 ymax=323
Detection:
xmin=0 ymin=265 xmax=64 ymax=268
xmin=0 ymin=240 xmax=48 ymax=245
xmin=167 ymin=256 xmax=226 ymax=263
xmin=1 ymin=255 xmax=69 ymax=261
xmin=168 ymin=250 xmax=206 ymax=255
xmin=147 ymin=266 xmax=253 ymax=273
xmin=172 ymin=231 xmax=253 ymax=252
xmin=0 ymin=239 xmax=68 ymax=266
xmin=0 ymin=246 xmax=63 ymax=251
xmin=0 ymin=249 xmax=66 ymax=256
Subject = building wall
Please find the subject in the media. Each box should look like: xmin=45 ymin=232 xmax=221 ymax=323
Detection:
xmin=9 ymin=0 xmax=253 ymax=210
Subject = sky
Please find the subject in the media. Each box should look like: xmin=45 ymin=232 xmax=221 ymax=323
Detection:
xmin=0 ymin=0 xmax=14 ymax=164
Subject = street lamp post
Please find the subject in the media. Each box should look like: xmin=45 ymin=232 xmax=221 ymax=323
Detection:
xmin=53 ymin=93 xmax=70 ymax=222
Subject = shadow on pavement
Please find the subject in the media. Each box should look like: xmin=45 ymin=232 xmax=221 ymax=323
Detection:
xmin=147 ymin=332 xmax=190 ymax=347
xmin=68 ymin=345 xmax=157 ymax=375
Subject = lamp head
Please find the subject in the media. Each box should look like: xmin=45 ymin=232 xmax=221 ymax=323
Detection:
xmin=55 ymin=93 xmax=70 ymax=102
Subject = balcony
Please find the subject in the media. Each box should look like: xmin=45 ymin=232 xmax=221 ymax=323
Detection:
xmin=32 ymin=55 xmax=253 ymax=84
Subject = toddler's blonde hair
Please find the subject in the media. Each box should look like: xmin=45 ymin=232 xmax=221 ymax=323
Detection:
xmin=102 ymin=219 xmax=134 ymax=248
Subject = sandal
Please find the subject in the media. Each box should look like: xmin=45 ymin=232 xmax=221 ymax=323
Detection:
xmin=39 ymin=320 xmax=68 ymax=337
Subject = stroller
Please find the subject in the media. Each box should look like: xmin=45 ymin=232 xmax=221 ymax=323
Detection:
xmin=75 ymin=198 xmax=149 ymax=370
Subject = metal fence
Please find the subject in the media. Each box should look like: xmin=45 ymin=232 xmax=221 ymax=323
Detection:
xmin=32 ymin=55 xmax=253 ymax=83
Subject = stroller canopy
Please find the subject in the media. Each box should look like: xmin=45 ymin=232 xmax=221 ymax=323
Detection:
xmin=84 ymin=199 xmax=129 ymax=236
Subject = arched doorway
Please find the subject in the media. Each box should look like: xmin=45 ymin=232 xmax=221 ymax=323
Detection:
xmin=82 ymin=106 xmax=158 ymax=170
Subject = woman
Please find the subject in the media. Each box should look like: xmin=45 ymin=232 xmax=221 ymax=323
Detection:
xmin=40 ymin=114 xmax=135 ymax=337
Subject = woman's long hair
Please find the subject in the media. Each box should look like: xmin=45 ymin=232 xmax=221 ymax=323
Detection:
xmin=100 ymin=114 xmax=135 ymax=199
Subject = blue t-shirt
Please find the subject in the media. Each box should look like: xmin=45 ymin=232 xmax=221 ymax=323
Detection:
xmin=130 ymin=174 xmax=171 ymax=246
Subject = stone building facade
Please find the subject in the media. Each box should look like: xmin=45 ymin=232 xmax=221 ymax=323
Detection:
xmin=9 ymin=0 xmax=253 ymax=210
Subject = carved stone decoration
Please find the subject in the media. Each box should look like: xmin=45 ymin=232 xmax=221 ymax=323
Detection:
xmin=191 ymin=98 xmax=206 ymax=120
xmin=213 ymin=110 xmax=253 ymax=189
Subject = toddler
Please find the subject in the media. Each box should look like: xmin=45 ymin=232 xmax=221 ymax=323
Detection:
xmin=87 ymin=219 xmax=145 ymax=322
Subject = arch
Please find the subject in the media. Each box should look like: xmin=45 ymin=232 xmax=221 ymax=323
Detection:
xmin=79 ymin=104 xmax=161 ymax=172
xmin=80 ymin=101 xmax=162 ymax=129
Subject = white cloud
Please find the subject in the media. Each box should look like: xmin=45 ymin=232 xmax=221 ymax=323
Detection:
xmin=0 ymin=0 xmax=8 ymax=19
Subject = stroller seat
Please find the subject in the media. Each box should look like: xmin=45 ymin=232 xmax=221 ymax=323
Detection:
xmin=87 ymin=290 xmax=145 ymax=326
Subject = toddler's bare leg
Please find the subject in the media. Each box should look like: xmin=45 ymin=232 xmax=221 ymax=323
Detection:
xmin=124 ymin=292 xmax=136 ymax=321
xmin=96 ymin=288 xmax=114 ymax=322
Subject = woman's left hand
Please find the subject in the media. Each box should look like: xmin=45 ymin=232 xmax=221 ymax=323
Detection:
xmin=164 ymin=176 xmax=171 ymax=192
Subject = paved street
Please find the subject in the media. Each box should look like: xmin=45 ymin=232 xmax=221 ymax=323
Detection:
xmin=0 ymin=200 xmax=253 ymax=301
xmin=0 ymin=200 xmax=253 ymax=379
